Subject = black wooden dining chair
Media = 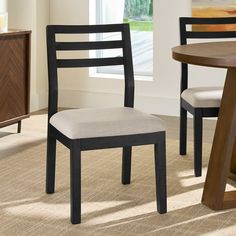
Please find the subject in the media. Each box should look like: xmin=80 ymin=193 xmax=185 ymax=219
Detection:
xmin=46 ymin=24 xmax=167 ymax=224
xmin=179 ymin=17 xmax=236 ymax=177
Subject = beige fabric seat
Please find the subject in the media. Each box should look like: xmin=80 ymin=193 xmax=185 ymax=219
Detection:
xmin=50 ymin=107 xmax=165 ymax=139
xmin=181 ymin=87 xmax=223 ymax=108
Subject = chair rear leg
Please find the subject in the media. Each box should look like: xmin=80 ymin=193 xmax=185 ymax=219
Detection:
xmin=70 ymin=140 xmax=81 ymax=224
xmin=154 ymin=133 xmax=167 ymax=214
xmin=122 ymin=146 xmax=132 ymax=185
xmin=180 ymin=107 xmax=187 ymax=155
xmin=193 ymin=110 xmax=203 ymax=177
xmin=46 ymin=132 xmax=56 ymax=194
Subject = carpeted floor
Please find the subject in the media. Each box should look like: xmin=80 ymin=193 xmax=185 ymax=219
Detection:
xmin=0 ymin=113 xmax=236 ymax=235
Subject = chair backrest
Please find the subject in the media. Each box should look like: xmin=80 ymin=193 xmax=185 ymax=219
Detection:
xmin=179 ymin=17 xmax=236 ymax=92
xmin=46 ymin=24 xmax=134 ymax=119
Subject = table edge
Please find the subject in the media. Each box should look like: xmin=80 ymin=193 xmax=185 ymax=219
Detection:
xmin=172 ymin=49 xmax=234 ymax=69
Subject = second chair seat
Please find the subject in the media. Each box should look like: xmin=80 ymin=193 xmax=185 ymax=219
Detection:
xmin=181 ymin=86 xmax=223 ymax=108
xmin=50 ymin=107 xmax=165 ymax=139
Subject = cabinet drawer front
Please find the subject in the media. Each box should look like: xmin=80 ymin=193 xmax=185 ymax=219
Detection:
xmin=0 ymin=34 xmax=30 ymax=122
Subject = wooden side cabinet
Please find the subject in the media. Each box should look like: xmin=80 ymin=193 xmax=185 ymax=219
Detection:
xmin=0 ymin=30 xmax=31 ymax=133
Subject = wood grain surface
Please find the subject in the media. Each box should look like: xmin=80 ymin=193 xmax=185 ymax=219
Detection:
xmin=172 ymin=41 xmax=236 ymax=68
xmin=0 ymin=30 xmax=31 ymax=127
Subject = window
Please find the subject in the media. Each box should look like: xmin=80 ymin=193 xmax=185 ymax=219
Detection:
xmin=93 ymin=0 xmax=153 ymax=79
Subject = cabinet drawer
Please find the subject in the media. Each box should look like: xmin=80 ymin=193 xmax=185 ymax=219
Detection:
xmin=0 ymin=31 xmax=30 ymax=124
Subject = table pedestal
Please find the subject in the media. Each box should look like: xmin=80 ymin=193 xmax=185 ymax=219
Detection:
xmin=202 ymin=68 xmax=236 ymax=210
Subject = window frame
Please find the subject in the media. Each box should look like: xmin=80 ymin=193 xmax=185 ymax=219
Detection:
xmin=89 ymin=0 xmax=153 ymax=80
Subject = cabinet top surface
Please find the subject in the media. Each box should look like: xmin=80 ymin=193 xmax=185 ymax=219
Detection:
xmin=0 ymin=29 xmax=32 ymax=37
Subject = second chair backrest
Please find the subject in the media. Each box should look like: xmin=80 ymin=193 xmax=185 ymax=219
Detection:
xmin=179 ymin=17 xmax=236 ymax=92
xmin=46 ymin=24 xmax=135 ymax=119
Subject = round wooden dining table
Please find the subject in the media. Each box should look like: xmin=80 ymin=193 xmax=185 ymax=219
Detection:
xmin=172 ymin=41 xmax=236 ymax=211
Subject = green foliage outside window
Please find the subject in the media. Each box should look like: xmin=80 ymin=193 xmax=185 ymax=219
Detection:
xmin=124 ymin=0 xmax=153 ymax=31
xmin=124 ymin=0 xmax=153 ymax=20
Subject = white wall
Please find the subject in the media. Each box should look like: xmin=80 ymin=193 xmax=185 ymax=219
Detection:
xmin=7 ymin=0 xmax=227 ymax=115
xmin=8 ymin=0 xmax=50 ymax=112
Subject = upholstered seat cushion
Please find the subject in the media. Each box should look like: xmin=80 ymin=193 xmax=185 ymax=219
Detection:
xmin=50 ymin=107 xmax=165 ymax=139
xmin=181 ymin=87 xmax=223 ymax=108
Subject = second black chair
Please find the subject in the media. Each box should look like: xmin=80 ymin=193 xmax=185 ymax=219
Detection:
xmin=179 ymin=17 xmax=236 ymax=177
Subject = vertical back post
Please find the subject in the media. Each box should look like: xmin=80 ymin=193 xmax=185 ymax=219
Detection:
xmin=122 ymin=24 xmax=135 ymax=108
xmin=47 ymin=26 xmax=59 ymax=120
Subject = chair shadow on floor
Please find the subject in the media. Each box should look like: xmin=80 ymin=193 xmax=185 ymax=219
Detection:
xmin=0 ymin=193 xmax=235 ymax=235
xmin=0 ymin=138 xmax=46 ymax=161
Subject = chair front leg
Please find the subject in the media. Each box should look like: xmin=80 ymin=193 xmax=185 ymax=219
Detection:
xmin=46 ymin=129 xmax=57 ymax=194
xmin=193 ymin=109 xmax=203 ymax=177
xmin=180 ymin=106 xmax=187 ymax=155
xmin=154 ymin=134 xmax=167 ymax=214
xmin=70 ymin=140 xmax=81 ymax=224
xmin=122 ymin=146 xmax=132 ymax=185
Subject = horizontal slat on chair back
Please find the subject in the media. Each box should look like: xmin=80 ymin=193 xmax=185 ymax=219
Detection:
xmin=181 ymin=17 xmax=236 ymax=25
xmin=185 ymin=31 xmax=236 ymax=39
xmin=57 ymin=57 xmax=124 ymax=68
xmin=49 ymin=24 xmax=125 ymax=34
xmin=56 ymin=41 xmax=123 ymax=51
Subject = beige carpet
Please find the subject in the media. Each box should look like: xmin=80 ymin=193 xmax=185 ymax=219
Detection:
xmin=0 ymin=114 xmax=236 ymax=236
